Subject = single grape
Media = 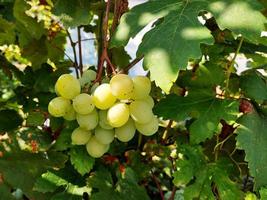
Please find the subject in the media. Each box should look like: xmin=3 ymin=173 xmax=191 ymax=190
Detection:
xmin=107 ymin=103 xmax=129 ymax=127
xmin=73 ymin=93 xmax=95 ymax=115
xmin=115 ymin=118 xmax=136 ymax=142
xmin=93 ymin=83 xmax=117 ymax=110
xmin=143 ymin=96 xmax=154 ymax=108
xmin=76 ymin=109 xmax=98 ymax=130
xmin=99 ymin=110 xmax=113 ymax=130
xmin=71 ymin=127 xmax=92 ymax=145
xmin=79 ymin=69 xmax=97 ymax=86
xmin=48 ymin=97 xmax=71 ymax=117
xmin=129 ymin=100 xmax=153 ymax=124
xmin=55 ymin=74 xmax=80 ymax=99
xmin=63 ymin=106 xmax=76 ymax=121
xmin=110 ymin=74 xmax=134 ymax=99
xmin=95 ymin=126 xmax=115 ymax=144
xmin=132 ymin=76 xmax=151 ymax=99
xmin=135 ymin=115 xmax=159 ymax=136
xmin=86 ymin=136 xmax=109 ymax=158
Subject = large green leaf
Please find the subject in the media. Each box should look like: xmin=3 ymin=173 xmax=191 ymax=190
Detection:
xmin=154 ymin=92 xmax=239 ymax=143
xmin=236 ymin=111 xmax=267 ymax=189
xmin=111 ymin=0 xmax=266 ymax=92
xmin=0 ymin=17 xmax=15 ymax=45
xmin=240 ymin=70 xmax=267 ymax=101
xmin=184 ymin=160 xmax=241 ymax=200
xmin=0 ymin=150 xmax=67 ymax=199
xmin=69 ymin=146 xmax=95 ymax=176
xmin=53 ymin=0 xmax=93 ymax=28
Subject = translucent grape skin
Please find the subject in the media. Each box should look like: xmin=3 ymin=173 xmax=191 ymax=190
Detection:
xmin=55 ymin=74 xmax=81 ymax=99
xmin=110 ymin=74 xmax=134 ymax=100
xmin=129 ymin=100 xmax=153 ymax=124
xmin=71 ymin=127 xmax=92 ymax=145
xmin=76 ymin=109 xmax=98 ymax=130
xmin=143 ymin=96 xmax=154 ymax=108
xmin=135 ymin=115 xmax=159 ymax=136
xmin=107 ymin=103 xmax=129 ymax=127
xmin=132 ymin=76 xmax=151 ymax=99
xmin=98 ymin=110 xmax=113 ymax=130
xmin=48 ymin=97 xmax=71 ymax=117
xmin=86 ymin=136 xmax=109 ymax=158
xmin=73 ymin=93 xmax=95 ymax=115
xmin=95 ymin=126 xmax=115 ymax=144
xmin=115 ymin=118 xmax=136 ymax=142
xmin=93 ymin=83 xmax=116 ymax=110
xmin=79 ymin=69 xmax=96 ymax=86
xmin=63 ymin=106 xmax=76 ymax=121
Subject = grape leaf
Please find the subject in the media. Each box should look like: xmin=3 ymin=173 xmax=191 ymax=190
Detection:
xmin=13 ymin=0 xmax=45 ymax=39
xmin=0 ymin=17 xmax=15 ymax=45
xmin=260 ymin=188 xmax=267 ymax=199
xmin=240 ymin=70 xmax=267 ymax=101
xmin=173 ymin=145 xmax=205 ymax=186
xmin=0 ymin=184 xmax=16 ymax=200
xmin=236 ymin=111 xmax=267 ymax=190
xmin=0 ymin=150 xmax=67 ymax=199
xmin=53 ymin=0 xmax=93 ymax=28
xmin=111 ymin=0 xmax=266 ymax=92
xmin=69 ymin=146 xmax=95 ymax=176
xmin=184 ymin=160 xmax=241 ymax=200
xmin=154 ymin=92 xmax=239 ymax=143
xmin=0 ymin=109 xmax=23 ymax=131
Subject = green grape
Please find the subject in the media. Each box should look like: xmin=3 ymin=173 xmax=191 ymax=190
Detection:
xmin=63 ymin=106 xmax=76 ymax=121
xmin=115 ymin=118 xmax=136 ymax=142
xmin=99 ymin=110 xmax=113 ymax=130
xmin=71 ymin=127 xmax=92 ymax=145
xmin=93 ymin=83 xmax=116 ymax=110
xmin=73 ymin=93 xmax=95 ymax=115
xmin=129 ymin=100 xmax=153 ymax=124
xmin=95 ymin=126 xmax=115 ymax=144
xmin=79 ymin=69 xmax=96 ymax=86
xmin=110 ymin=74 xmax=134 ymax=99
xmin=135 ymin=115 xmax=159 ymax=136
xmin=55 ymin=74 xmax=81 ymax=99
xmin=48 ymin=97 xmax=71 ymax=117
xmin=90 ymin=82 xmax=99 ymax=94
xmin=76 ymin=109 xmax=98 ymax=130
xmin=132 ymin=76 xmax=151 ymax=99
xmin=143 ymin=96 xmax=154 ymax=108
xmin=107 ymin=103 xmax=129 ymax=127
xmin=86 ymin=136 xmax=109 ymax=158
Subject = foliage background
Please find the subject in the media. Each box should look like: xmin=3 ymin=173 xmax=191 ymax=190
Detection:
xmin=0 ymin=0 xmax=267 ymax=199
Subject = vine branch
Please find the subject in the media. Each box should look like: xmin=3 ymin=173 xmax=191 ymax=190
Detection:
xmin=151 ymin=171 xmax=164 ymax=200
xmin=225 ymin=37 xmax=244 ymax=92
xmin=77 ymin=26 xmax=83 ymax=76
xmin=66 ymin=30 xmax=80 ymax=78
xmin=95 ymin=0 xmax=116 ymax=83
xmin=122 ymin=55 xmax=144 ymax=73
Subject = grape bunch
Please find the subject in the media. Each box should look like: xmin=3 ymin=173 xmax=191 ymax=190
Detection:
xmin=48 ymin=70 xmax=159 ymax=158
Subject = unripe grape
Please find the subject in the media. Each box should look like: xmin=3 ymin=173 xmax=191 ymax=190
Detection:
xmin=55 ymin=74 xmax=80 ymax=99
xmin=115 ymin=118 xmax=136 ymax=142
xmin=79 ymin=69 xmax=96 ymax=86
xmin=63 ymin=106 xmax=76 ymax=121
xmin=99 ymin=110 xmax=113 ymax=130
xmin=129 ymin=100 xmax=153 ymax=124
xmin=93 ymin=83 xmax=116 ymax=110
xmin=95 ymin=126 xmax=115 ymax=144
xmin=73 ymin=93 xmax=95 ymax=115
xmin=143 ymin=96 xmax=154 ymax=108
xmin=132 ymin=76 xmax=151 ymax=99
xmin=107 ymin=103 xmax=129 ymax=127
xmin=135 ymin=115 xmax=159 ymax=136
xmin=48 ymin=97 xmax=71 ymax=117
xmin=110 ymin=74 xmax=134 ymax=99
xmin=76 ymin=109 xmax=98 ymax=130
xmin=71 ymin=127 xmax=92 ymax=145
xmin=86 ymin=136 xmax=109 ymax=158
